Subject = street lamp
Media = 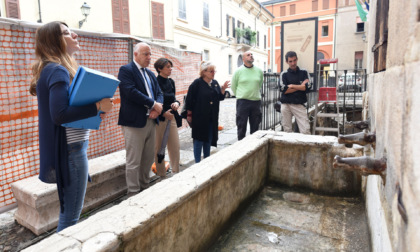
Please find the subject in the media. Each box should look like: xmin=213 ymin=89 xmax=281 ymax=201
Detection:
xmin=79 ymin=2 xmax=91 ymax=29
xmin=221 ymin=38 xmax=233 ymax=49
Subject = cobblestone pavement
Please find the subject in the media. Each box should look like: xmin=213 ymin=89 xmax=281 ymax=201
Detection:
xmin=0 ymin=98 xmax=239 ymax=251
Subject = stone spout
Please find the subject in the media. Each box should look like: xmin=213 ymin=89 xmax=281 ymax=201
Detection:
xmin=338 ymin=132 xmax=376 ymax=148
xmin=344 ymin=119 xmax=370 ymax=130
xmin=333 ymin=155 xmax=386 ymax=183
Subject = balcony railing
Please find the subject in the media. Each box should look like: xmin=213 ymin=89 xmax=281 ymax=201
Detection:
xmin=237 ymin=36 xmax=251 ymax=46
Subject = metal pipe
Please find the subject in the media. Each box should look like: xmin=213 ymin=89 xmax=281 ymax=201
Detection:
xmin=344 ymin=119 xmax=370 ymax=130
xmin=220 ymin=0 xmax=223 ymax=38
xmin=333 ymin=155 xmax=386 ymax=183
xmin=338 ymin=131 xmax=376 ymax=148
xmin=37 ymin=0 xmax=42 ymax=23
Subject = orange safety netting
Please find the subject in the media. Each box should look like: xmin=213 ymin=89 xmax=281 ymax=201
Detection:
xmin=0 ymin=23 xmax=201 ymax=209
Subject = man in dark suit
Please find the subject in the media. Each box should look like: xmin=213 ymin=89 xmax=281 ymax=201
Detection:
xmin=118 ymin=42 xmax=164 ymax=194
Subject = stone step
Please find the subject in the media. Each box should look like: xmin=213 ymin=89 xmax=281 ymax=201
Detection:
xmin=11 ymin=150 xmax=127 ymax=235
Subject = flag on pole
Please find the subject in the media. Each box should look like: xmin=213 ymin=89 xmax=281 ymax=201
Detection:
xmin=355 ymin=0 xmax=368 ymax=22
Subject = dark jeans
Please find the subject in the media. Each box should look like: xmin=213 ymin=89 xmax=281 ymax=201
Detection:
xmin=57 ymin=140 xmax=89 ymax=232
xmin=236 ymin=99 xmax=262 ymax=141
xmin=193 ymin=122 xmax=213 ymax=163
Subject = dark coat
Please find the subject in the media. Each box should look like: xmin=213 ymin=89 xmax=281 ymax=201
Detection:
xmin=185 ymin=78 xmax=224 ymax=147
xmin=118 ymin=62 xmax=164 ymax=128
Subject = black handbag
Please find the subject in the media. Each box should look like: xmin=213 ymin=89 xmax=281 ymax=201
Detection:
xmin=173 ymin=110 xmax=183 ymax=128
xmin=274 ymin=101 xmax=281 ymax=112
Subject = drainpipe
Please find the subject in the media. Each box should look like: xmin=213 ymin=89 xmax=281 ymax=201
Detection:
xmin=149 ymin=0 xmax=153 ymax=39
xmin=37 ymin=0 xmax=42 ymax=23
xmin=271 ymin=4 xmax=274 ymax=71
xmin=220 ymin=0 xmax=223 ymax=37
xmin=255 ymin=4 xmax=261 ymax=31
xmin=333 ymin=0 xmax=337 ymax=69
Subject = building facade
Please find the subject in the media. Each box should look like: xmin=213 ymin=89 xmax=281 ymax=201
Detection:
xmin=335 ymin=0 xmax=367 ymax=70
xmin=0 ymin=0 xmax=273 ymax=84
xmin=172 ymin=0 xmax=273 ymax=82
xmin=262 ymin=0 xmax=368 ymax=73
xmin=262 ymin=0 xmax=337 ymax=73
xmin=0 ymin=0 xmax=175 ymax=40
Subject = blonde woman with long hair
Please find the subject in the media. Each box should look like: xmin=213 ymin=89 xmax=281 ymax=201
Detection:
xmin=29 ymin=21 xmax=113 ymax=232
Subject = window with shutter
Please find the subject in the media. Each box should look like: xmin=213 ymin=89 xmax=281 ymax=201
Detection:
xmin=355 ymin=51 xmax=363 ymax=69
xmin=203 ymin=2 xmax=209 ymax=28
xmin=312 ymin=0 xmax=318 ymax=11
xmin=280 ymin=6 xmax=286 ymax=16
xmin=264 ymin=35 xmax=266 ymax=49
xmin=232 ymin=17 xmax=236 ymax=37
xmin=152 ymin=2 xmax=165 ymax=40
xmin=322 ymin=25 xmax=328 ymax=36
xmin=6 ymin=0 xmax=20 ymax=19
xmin=178 ymin=0 xmax=186 ymax=19
xmin=226 ymin=15 xmax=230 ymax=36
xmin=323 ymin=0 xmax=329 ymax=10
xmin=290 ymin=4 xmax=296 ymax=15
xmin=112 ymin=0 xmax=130 ymax=34
xmin=373 ymin=0 xmax=388 ymax=72
xmin=257 ymin=31 xmax=260 ymax=47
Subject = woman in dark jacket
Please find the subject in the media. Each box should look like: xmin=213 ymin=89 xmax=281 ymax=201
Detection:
xmin=153 ymin=58 xmax=181 ymax=176
xmin=185 ymin=61 xmax=229 ymax=163
xmin=29 ymin=21 xmax=114 ymax=232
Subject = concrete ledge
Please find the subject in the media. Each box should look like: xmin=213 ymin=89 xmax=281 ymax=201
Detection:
xmin=22 ymin=134 xmax=269 ymax=251
xmin=11 ymin=150 xmax=127 ymax=235
xmin=22 ymin=131 xmax=364 ymax=251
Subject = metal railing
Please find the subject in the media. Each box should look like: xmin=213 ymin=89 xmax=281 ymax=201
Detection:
xmin=318 ymin=69 xmax=367 ymax=130
xmin=260 ymin=69 xmax=367 ymax=132
xmin=260 ymin=72 xmax=281 ymax=130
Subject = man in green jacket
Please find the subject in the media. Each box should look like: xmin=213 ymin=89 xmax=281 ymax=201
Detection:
xmin=231 ymin=51 xmax=264 ymax=140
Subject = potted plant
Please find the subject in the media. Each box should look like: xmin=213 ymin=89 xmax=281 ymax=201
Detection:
xmin=235 ymin=27 xmax=245 ymax=38
xmin=244 ymin=27 xmax=257 ymax=45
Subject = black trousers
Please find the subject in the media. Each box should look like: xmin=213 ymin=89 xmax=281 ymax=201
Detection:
xmin=236 ymin=99 xmax=262 ymax=140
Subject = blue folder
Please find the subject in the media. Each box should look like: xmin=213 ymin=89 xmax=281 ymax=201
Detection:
xmin=62 ymin=66 xmax=120 ymax=130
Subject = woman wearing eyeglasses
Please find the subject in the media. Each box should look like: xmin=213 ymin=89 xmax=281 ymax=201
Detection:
xmin=185 ymin=61 xmax=229 ymax=163
xmin=29 ymin=21 xmax=114 ymax=232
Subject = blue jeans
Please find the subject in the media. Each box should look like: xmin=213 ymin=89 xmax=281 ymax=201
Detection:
xmin=57 ymin=140 xmax=89 ymax=232
xmin=193 ymin=123 xmax=213 ymax=163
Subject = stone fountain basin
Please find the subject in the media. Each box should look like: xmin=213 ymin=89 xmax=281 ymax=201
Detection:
xmin=23 ymin=131 xmax=364 ymax=252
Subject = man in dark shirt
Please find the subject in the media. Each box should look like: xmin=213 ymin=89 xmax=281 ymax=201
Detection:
xmin=279 ymin=51 xmax=312 ymax=134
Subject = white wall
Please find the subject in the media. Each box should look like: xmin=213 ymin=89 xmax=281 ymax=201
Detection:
xmin=335 ymin=5 xmax=367 ymax=70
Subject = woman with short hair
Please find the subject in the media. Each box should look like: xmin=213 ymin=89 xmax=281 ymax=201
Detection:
xmin=185 ymin=61 xmax=229 ymax=163
xmin=153 ymin=58 xmax=181 ymax=176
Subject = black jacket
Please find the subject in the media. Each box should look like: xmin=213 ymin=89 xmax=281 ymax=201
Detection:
xmin=118 ymin=62 xmax=164 ymax=128
xmin=279 ymin=67 xmax=312 ymax=104
xmin=185 ymin=78 xmax=224 ymax=146
xmin=156 ymin=75 xmax=180 ymax=122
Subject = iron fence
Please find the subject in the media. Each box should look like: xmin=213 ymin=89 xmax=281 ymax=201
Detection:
xmin=259 ymin=69 xmax=367 ymax=132
xmin=260 ymin=72 xmax=281 ymax=130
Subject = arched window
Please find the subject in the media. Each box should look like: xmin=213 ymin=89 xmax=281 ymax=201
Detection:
xmin=317 ymin=51 xmax=325 ymax=61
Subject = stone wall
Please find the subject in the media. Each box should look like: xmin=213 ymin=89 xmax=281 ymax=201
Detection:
xmin=365 ymin=0 xmax=420 ymax=251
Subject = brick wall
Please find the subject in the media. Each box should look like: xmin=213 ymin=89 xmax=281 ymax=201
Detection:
xmin=0 ymin=22 xmax=201 ymax=209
